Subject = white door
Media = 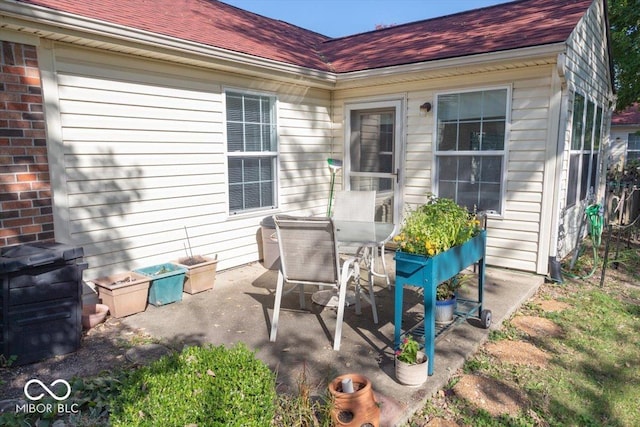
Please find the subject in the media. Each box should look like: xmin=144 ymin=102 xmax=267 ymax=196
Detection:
xmin=345 ymin=100 xmax=403 ymax=224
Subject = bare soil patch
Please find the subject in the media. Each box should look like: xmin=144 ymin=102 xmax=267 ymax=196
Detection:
xmin=452 ymin=374 xmax=528 ymax=417
xmin=484 ymin=340 xmax=551 ymax=368
xmin=511 ymin=315 xmax=564 ymax=338
xmin=424 ymin=418 xmax=459 ymax=426
xmin=0 ymin=318 xmax=149 ymax=401
xmin=534 ymin=299 xmax=571 ymax=312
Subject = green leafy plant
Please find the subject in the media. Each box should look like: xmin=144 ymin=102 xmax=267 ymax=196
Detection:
xmin=395 ymin=335 xmax=423 ymax=365
xmin=393 ymin=194 xmax=480 ymax=256
xmin=436 ymin=273 xmax=472 ymax=301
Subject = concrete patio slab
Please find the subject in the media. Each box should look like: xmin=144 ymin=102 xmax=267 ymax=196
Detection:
xmin=121 ymin=255 xmax=543 ymax=426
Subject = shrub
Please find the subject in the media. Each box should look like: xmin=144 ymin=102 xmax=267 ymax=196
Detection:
xmin=109 ymin=343 xmax=276 ymax=427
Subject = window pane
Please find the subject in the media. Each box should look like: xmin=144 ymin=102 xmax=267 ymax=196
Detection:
xmin=244 ymin=97 xmax=261 ymax=123
xmin=480 ymin=156 xmax=502 ymax=183
xmin=261 ymin=98 xmax=271 ymax=123
xmin=478 ymin=183 xmax=501 ymax=212
xmin=438 ymin=122 xmax=458 ymax=151
xmin=351 ymin=111 xmax=394 ymax=173
xmin=244 ymin=183 xmax=261 ymax=209
xmin=437 ymin=156 xmax=501 ymax=213
xmin=438 ymin=181 xmax=456 ymax=201
xmin=260 ymin=180 xmax=274 ymax=206
xmin=262 ymin=125 xmax=273 ymax=151
xmin=580 ymin=153 xmax=591 ymax=200
xmin=245 ymin=124 xmax=261 ymax=151
xmin=483 ymin=89 xmax=508 ymax=119
xmin=439 ymin=156 xmax=458 ymax=180
xmin=628 ymin=151 xmax=640 ymax=161
xmin=584 ymin=101 xmax=594 ymax=151
xmin=481 ymin=121 xmax=505 ymax=150
xmin=229 ymin=185 xmax=243 ymax=211
xmin=457 ymin=182 xmax=479 ymax=211
xmin=567 ymin=153 xmax=580 ymax=207
xmin=594 ymin=106 xmax=603 ymax=151
xmin=228 ymin=158 xmax=242 ymax=183
xmin=459 ymin=92 xmax=483 ymax=120
xmin=243 ymin=158 xmax=259 ymax=182
xmin=628 ymin=133 xmax=640 ymax=150
xmin=459 ymin=121 xmax=481 ymax=151
xmin=437 ymin=94 xmax=459 ymax=121
xmin=227 ymin=122 xmax=243 ymax=152
xmin=571 ymin=93 xmax=584 ymax=150
xmin=260 ymin=158 xmax=273 ymax=181
xmin=226 ymin=95 xmax=243 ymax=122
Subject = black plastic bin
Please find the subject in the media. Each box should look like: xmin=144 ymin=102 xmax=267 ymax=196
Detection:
xmin=1 ymin=242 xmax=86 ymax=365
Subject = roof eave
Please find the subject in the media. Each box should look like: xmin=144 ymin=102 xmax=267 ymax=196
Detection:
xmin=0 ymin=0 xmax=337 ymax=89
xmin=333 ymin=43 xmax=568 ymax=89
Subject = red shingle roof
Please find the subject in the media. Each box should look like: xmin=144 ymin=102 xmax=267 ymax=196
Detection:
xmin=321 ymin=0 xmax=592 ymax=72
xmin=16 ymin=0 xmax=331 ymax=70
xmin=612 ymin=104 xmax=640 ymax=126
xmin=15 ymin=0 xmax=593 ymax=73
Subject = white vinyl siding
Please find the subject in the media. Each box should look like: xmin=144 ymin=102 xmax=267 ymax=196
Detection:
xmin=557 ymin=0 xmax=612 ymax=258
xmin=47 ymin=47 xmax=332 ymax=277
xmin=332 ymin=68 xmax=554 ymax=274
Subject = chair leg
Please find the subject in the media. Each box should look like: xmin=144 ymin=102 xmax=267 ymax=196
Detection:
xmin=298 ymin=284 xmax=306 ymax=309
xmin=334 ymin=261 xmax=355 ymax=351
xmin=379 ymin=244 xmax=391 ymax=289
xmin=353 ymin=249 xmax=379 ymax=324
xmin=270 ymin=271 xmax=285 ymax=342
xmin=367 ymin=278 xmax=379 ymax=325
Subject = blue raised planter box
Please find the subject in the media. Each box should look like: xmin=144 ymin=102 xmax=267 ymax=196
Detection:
xmin=394 ymin=230 xmax=487 ymax=376
xmin=134 ymin=263 xmax=187 ymax=306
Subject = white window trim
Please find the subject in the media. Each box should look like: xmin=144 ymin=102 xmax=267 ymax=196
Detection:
xmin=223 ymin=87 xmax=280 ymax=218
xmin=432 ymin=85 xmax=512 ymax=217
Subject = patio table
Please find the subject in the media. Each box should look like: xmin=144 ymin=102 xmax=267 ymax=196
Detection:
xmin=333 ymin=220 xmax=396 ymax=248
xmin=311 ymin=220 xmax=395 ymax=311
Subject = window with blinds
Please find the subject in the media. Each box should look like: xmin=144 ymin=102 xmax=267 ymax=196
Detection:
xmin=226 ymin=91 xmax=277 ymax=214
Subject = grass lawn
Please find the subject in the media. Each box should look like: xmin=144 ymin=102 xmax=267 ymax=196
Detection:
xmin=408 ymin=239 xmax=640 ymax=426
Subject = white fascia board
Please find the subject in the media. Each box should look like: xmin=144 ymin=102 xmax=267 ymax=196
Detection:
xmin=334 ymin=43 xmax=567 ymax=88
xmin=0 ymin=0 xmax=336 ymax=89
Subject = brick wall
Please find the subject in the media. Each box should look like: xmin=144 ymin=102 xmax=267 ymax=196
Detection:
xmin=1 ymin=41 xmax=54 ymax=247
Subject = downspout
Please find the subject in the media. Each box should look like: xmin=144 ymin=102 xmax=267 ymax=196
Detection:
xmin=548 ymin=52 xmax=569 ymax=282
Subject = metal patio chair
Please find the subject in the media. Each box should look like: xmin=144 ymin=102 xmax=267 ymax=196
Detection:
xmin=333 ymin=190 xmax=391 ymax=290
xmin=269 ymin=215 xmax=375 ymax=351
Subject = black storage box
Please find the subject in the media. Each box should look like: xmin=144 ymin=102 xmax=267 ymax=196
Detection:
xmin=1 ymin=242 xmax=86 ymax=365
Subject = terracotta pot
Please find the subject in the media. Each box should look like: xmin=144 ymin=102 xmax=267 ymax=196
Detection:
xmin=328 ymin=374 xmax=380 ymax=427
xmin=174 ymin=256 xmax=218 ymax=294
xmin=82 ymin=303 xmax=109 ymax=329
xmin=395 ymin=352 xmax=428 ymax=386
xmin=93 ymin=271 xmax=151 ymax=318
